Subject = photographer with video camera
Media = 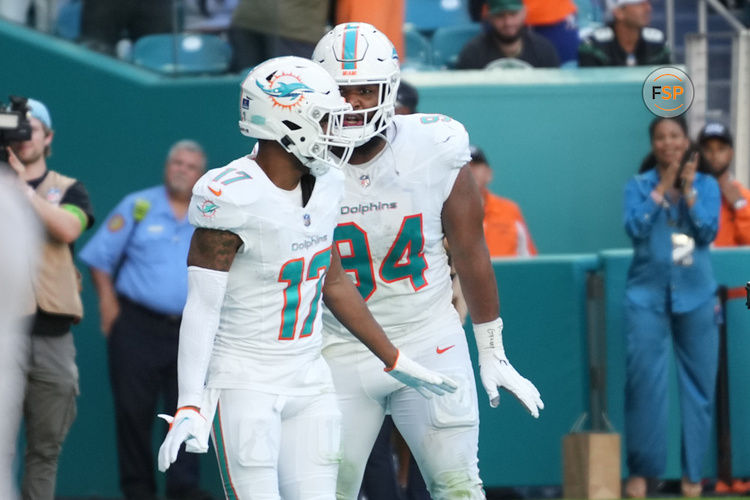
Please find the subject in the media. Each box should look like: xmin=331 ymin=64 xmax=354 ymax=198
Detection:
xmin=4 ymin=97 xmax=94 ymax=500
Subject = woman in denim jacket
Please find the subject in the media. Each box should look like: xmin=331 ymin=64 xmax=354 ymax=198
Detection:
xmin=623 ymin=116 xmax=720 ymax=498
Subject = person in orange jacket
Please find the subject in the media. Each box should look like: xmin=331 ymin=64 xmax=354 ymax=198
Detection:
xmin=468 ymin=145 xmax=537 ymax=257
xmin=523 ymin=0 xmax=579 ymax=63
xmin=699 ymin=123 xmax=750 ymax=247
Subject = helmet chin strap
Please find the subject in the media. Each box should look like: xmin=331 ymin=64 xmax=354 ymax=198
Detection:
xmin=276 ymin=134 xmax=325 ymax=176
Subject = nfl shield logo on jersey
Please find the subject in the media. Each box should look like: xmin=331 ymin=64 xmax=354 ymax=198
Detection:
xmin=359 ymin=174 xmax=370 ymax=188
xmin=303 ymin=213 xmax=311 ymax=226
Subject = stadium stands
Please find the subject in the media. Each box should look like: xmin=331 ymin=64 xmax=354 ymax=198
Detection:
xmin=54 ymin=0 xmax=82 ymax=40
xmin=132 ymin=33 xmax=231 ymax=75
xmin=431 ymin=23 xmax=482 ymax=68
xmin=405 ymin=0 xmax=473 ymax=32
xmin=403 ymin=27 xmax=434 ymax=68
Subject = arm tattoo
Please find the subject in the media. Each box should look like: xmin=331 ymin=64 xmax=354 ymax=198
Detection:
xmin=187 ymin=228 xmax=242 ymax=271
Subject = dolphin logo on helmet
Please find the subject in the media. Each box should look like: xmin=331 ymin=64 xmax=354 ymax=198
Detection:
xmin=238 ymin=56 xmax=355 ymax=177
xmin=256 ymin=79 xmax=314 ymax=99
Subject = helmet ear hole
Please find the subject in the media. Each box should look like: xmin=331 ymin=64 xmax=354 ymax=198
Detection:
xmin=282 ymin=120 xmax=302 ymax=131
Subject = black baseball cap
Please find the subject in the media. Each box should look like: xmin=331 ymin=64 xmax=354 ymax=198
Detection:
xmin=699 ymin=122 xmax=733 ymax=147
xmin=396 ymin=81 xmax=419 ymax=113
xmin=469 ymin=144 xmax=488 ymax=164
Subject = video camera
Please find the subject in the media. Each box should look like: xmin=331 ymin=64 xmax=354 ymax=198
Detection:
xmin=0 ymin=96 xmax=32 ymax=163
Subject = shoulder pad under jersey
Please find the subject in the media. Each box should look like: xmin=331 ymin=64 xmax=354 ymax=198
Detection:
xmin=396 ymin=114 xmax=471 ymax=170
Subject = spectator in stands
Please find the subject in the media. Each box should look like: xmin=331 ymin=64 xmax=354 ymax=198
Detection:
xmin=335 ymin=0 xmax=405 ymax=60
xmin=578 ymin=0 xmax=670 ymax=67
xmin=228 ymin=0 xmax=330 ymax=72
xmin=80 ymin=0 xmax=173 ymax=55
xmin=699 ymin=122 xmax=750 ymax=246
xmin=623 ymin=116 xmax=719 ymax=499
xmin=7 ymin=98 xmax=95 ymax=500
xmin=184 ymin=0 xmax=238 ymax=34
xmin=456 ymin=0 xmax=560 ymax=69
xmin=79 ymin=141 xmax=209 ymax=500
xmin=468 ymin=145 xmax=537 ymax=257
xmin=0 ymin=0 xmax=57 ymax=33
xmin=395 ymin=80 xmax=419 ymax=115
xmin=523 ymin=0 xmax=579 ymax=64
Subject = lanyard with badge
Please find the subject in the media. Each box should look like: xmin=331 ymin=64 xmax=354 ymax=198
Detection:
xmin=662 ymin=195 xmax=695 ymax=266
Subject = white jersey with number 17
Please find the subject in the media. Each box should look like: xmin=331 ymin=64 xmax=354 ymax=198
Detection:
xmin=189 ymin=156 xmax=343 ymax=396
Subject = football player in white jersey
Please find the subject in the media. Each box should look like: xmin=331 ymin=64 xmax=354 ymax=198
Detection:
xmin=313 ymin=24 xmax=545 ymax=499
xmin=155 ymin=56 xmax=457 ymax=500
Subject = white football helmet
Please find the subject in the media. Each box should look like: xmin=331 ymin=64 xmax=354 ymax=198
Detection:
xmin=313 ymin=23 xmax=401 ymax=146
xmin=239 ymin=56 xmax=354 ymax=176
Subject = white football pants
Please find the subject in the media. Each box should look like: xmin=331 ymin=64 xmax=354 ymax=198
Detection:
xmin=324 ymin=327 xmax=485 ymax=500
xmin=211 ymin=389 xmax=341 ymax=500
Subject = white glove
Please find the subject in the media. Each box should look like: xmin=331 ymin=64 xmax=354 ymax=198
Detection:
xmin=385 ymin=350 xmax=458 ymax=398
xmin=473 ymin=318 xmax=544 ymax=417
xmin=157 ymin=406 xmax=207 ymax=472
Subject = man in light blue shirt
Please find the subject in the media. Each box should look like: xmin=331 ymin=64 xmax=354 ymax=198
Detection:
xmin=79 ymin=140 xmax=209 ymax=500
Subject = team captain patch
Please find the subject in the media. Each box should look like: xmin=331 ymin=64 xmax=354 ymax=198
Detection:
xmin=107 ymin=214 xmax=125 ymax=232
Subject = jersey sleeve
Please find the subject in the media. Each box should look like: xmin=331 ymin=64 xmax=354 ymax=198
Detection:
xmin=577 ymin=38 xmax=607 ymax=67
xmin=188 ymin=164 xmax=255 ymax=248
xmin=455 ymin=37 xmax=483 ymax=70
xmin=60 ymin=181 xmax=95 ymax=229
xmin=438 ymin=116 xmax=472 ymax=170
xmin=415 ymin=114 xmax=472 ymax=201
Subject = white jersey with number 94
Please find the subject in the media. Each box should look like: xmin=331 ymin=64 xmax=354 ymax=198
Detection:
xmin=322 ymin=113 xmax=472 ymax=352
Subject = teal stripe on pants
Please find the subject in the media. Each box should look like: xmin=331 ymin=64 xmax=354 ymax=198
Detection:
xmin=212 ymin=402 xmax=239 ymax=500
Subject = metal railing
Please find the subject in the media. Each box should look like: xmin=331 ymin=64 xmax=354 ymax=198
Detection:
xmin=680 ymin=0 xmax=750 ymax=185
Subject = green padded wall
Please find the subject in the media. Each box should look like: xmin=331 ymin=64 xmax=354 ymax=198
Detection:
xmin=471 ymin=255 xmax=599 ymax=486
xmin=601 ymin=248 xmax=750 ymax=481
xmin=404 ymin=68 xmax=658 ymax=255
